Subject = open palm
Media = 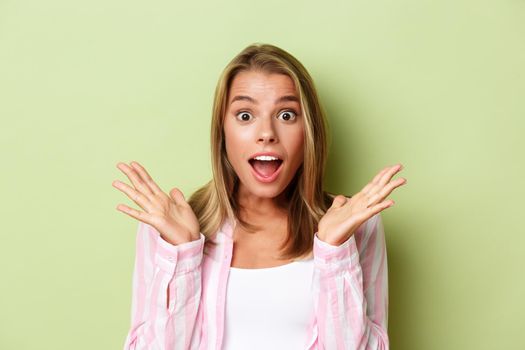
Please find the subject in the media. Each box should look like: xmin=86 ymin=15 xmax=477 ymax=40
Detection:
xmin=318 ymin=164 xmax=407 ymax=246
xmin=112 ymin=161 xmax=200 ymax=245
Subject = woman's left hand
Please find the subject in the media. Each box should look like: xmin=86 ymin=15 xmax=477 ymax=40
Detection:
xmin=317 ymin=164 xmax=407 ymax=246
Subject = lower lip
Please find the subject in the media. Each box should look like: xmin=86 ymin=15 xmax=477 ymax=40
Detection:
xmin=249 ymin=161 xmax=284 ymax=183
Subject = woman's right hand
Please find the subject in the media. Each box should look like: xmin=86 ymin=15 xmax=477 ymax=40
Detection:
xmin=112 ymin=161 xmax=200 ymax=246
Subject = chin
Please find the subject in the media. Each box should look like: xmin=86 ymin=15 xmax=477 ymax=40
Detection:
xmin=237 ymin=177 xmax=287 ymax=199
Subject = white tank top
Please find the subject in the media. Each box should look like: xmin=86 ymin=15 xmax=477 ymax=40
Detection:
xmin=222 ymin=258 xmax=315 ymax=349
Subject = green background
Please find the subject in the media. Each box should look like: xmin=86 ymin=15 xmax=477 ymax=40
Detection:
xmin=1 ymin=0 xmax=523 ymax=349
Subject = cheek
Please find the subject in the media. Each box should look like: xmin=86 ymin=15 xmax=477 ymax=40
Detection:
xmin=223 ymin=125 xmax=233 ymax=159
xmin=223 ymin=125 xmax=245 ymax=164
xmin=295 ymin=125 xmax=305 ymax=150
xmin=288 ymin=130 xmax=305 ymax=164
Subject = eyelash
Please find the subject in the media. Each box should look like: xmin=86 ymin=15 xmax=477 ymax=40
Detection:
xmin=234 ymin=109 xmax=298 ymax=122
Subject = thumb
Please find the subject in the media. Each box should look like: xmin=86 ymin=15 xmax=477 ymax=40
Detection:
xmin=330 ymin=195 xmax=347 ymax=209
xmin=169 ymin=187 xmax=186 ymax=205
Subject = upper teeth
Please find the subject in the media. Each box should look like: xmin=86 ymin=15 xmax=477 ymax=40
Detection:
xmin=253 ymin=155 xmax=279 ymax=161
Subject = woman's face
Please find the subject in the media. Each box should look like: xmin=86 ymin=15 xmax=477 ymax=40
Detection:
xmin=223 ymin=70 xmax=305 ymax=201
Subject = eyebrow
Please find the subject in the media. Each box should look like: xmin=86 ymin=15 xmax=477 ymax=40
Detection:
xmin=229 ymin=95 xmax=299 ymax=105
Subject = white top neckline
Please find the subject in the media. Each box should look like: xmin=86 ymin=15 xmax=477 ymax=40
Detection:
xmin=223 ymin=257 xmax=315 ymax=349
xmin=229 ymin=258 xmax=313 ymax=271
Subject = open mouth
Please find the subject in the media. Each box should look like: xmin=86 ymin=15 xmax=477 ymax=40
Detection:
xmin=248 ymin=158 xmax=284 ymax=179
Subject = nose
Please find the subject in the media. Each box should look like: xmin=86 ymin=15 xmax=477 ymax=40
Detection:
xmin=257 ymin=117 xmax=278 ymax=144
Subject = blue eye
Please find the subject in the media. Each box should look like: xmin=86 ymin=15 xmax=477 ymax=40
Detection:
xmin=278 ymin=110 xmax=297 ymax=121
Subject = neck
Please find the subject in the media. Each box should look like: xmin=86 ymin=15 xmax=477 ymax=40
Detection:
xmin=235 ymin=187 xmax=289 ymax=225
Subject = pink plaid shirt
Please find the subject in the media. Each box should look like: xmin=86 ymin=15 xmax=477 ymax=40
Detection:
xmin=123 ymin=213 xmax=389 ymax=349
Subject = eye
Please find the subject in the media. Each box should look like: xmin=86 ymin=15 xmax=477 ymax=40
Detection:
xmin=235 ymin=111 xmax=253 ymax=122
xmin=278 ymin=110 xmax=297 ymax=122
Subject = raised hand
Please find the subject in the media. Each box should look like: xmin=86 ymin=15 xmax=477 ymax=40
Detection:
xmin=112 ymin=161 xmax=200 ymax=246
xmin=317 ymin=164 xmax=407 ymax=246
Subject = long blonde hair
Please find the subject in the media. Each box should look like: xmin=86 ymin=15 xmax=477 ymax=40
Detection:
xmin=188 ymin=42 xmax=337 ymax=259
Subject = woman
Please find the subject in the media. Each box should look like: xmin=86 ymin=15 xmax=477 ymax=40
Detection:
xmin=114 ymin=43 xmax=406 ymax=349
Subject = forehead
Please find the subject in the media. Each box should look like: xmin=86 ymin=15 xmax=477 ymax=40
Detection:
xmin=228 ymin=70 xmax=298 ymax=101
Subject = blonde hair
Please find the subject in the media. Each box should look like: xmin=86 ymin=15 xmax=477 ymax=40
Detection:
xmin=188 ymin=42 xmax=338 ymax=260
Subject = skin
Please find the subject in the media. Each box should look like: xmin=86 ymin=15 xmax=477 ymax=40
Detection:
xmin=112 ymin=161 xmax=200 ymax=245
xmin=224 ymin=70 xmax=305 ymax=226
xmin=318 ymin=164 xmax=407 ymax=246
xmin=111 ymin=70 xmax=408 ymax=250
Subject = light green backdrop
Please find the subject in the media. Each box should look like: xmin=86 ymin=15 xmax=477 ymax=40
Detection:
xmin=1 ymin=0 xmax=523 ymax=349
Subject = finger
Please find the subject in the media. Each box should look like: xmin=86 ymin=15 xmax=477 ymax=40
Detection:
xmin=362 ymin=164 xmax=404 ymax=196
xmin=365 ymin=199 xmax=394 ymax=218
xmin=377 ymin=164 xmax=403 ymax=187
xmin=348 ymin=199 xmax=393 ymax=230
xmin=170 ymin=187 xmax=189 ymax=207
xmin=361 ymin=166 xmax=393 ymax=194
xmin=366 ymin=177 xmax=407 ymax=207
xmin=116 ymin=203 xmax=149 ymax=223
xmin=372 ymin=165 xmax=393 ymax=184
xmin=117 ymin=162 xmax=155 ymax=198
xmin=129 ymin=161 xmax=164 ymax=195
xmin=112 ymin=179 xmax=154 ymax=212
